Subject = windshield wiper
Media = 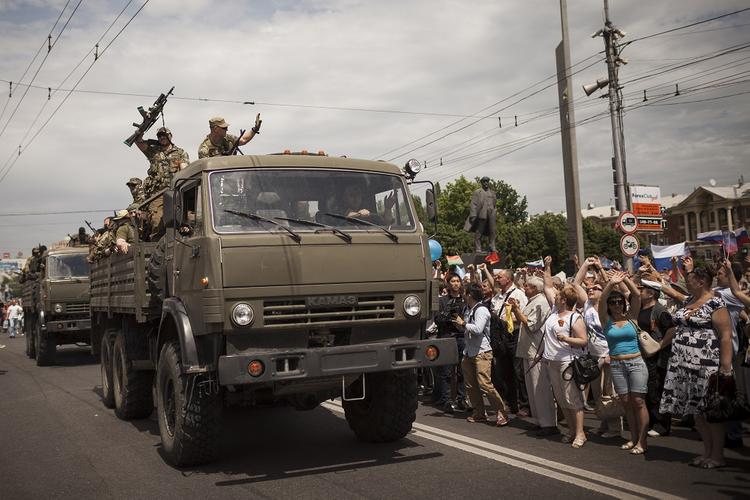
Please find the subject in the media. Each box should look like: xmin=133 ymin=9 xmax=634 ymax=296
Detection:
xmin=274 ymin=217 xmax=352 ymax=243
xmin=223 ymin=209 xmax=302 ymax=243
xmin=323 ymin=212 xmax=398 ymax=242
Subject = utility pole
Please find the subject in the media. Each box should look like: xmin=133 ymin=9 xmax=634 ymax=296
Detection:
xmin=592 ymin=0 xmax=632 ymax=270
xmin=556 ymin=0 xmax=584 ymax=270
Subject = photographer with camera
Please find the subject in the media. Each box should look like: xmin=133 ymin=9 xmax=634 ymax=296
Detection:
xmin=433 ymin=273 xmax=468 ymax=413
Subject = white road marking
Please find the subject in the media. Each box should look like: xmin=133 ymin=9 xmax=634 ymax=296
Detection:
xmin=322 ymin=401 xmax=684 ymax=500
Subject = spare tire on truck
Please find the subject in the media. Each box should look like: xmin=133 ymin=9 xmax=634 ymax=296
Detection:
xmin=342 ymin=369 xmax=418 ymax=442
xmin=147 ymin=235 xmax=166 ymax=303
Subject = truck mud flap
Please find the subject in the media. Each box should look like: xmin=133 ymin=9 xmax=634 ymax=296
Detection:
xmin=159 ymin=298 xmax=202 ymax=374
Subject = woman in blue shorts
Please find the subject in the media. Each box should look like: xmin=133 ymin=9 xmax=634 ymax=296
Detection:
xmin=599 ymin=271 xmax=648 ymax=455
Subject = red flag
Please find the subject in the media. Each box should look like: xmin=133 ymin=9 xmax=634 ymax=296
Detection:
xmin=484 ymin=251 xmax=500 ymax=265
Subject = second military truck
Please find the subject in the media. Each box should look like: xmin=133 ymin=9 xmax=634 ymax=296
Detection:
xmin=23 ymin=246 xmax=91 ymax=365
xmin=91 ymin=153 xmax=456 ymax=466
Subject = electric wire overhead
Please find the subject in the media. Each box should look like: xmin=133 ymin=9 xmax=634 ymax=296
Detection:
xmin=0 ymin=0 xmax=150 ymax=186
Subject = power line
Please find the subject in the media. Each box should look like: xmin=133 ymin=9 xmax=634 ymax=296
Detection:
xmin=0 ymin=0 xmax=149 ymax=186
xmin=0 ymin=209 xmax=111 ymax=217
xmin=626 ymin=7 xmax=750 ymax=44
xmin=0 ymin=0 xmax=80 ymax=140
xmin=0 ymin=0 xmax=71 ymax=125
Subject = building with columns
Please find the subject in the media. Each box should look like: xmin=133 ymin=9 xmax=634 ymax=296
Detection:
xmin=581 ymin=179 xmax=749 ymax=256
xmin=663 ymin=178 xmax=750 ymax=244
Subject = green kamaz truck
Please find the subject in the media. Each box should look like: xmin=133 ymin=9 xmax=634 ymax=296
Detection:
xmin=22 ymin=246 xmax=91 ymax=365
xmin=91 ymin=154 xmax=456 ymax=466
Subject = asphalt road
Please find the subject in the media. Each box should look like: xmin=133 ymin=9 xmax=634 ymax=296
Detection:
xmin=0 ymin=336 xmax=748 ymax=499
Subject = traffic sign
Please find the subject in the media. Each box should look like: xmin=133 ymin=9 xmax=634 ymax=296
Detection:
xmin=620 ymin=234 xmax=640 ymax=257
xmin=617 ymin=211 xmax=638 ymax=234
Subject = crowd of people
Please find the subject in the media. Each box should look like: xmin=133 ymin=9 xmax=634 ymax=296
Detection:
xmin=425 ymin=252 xmax=750 ymax=469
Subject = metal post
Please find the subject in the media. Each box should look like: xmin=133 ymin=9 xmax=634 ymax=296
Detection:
xmin=602 ymin=0 xmax=633 ymax=271
xmin=556 ymin=0 xmax=584 ymax=267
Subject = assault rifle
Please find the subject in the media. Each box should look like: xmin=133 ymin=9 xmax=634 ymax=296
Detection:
xmin=84 ymin=220 xmax=97 ymax=233
xmin=225 ymin=129 xmax=246 ymax=156
xmin=124 ymin=86 xmax=175 ymax=147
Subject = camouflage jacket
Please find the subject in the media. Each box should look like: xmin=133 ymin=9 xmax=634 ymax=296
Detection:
xmin=130 ymin=184 xmax=145 ymax=204
xmin=198 ymin=134 xmax=238 ymax=159
xmin=143 ymin=143 xmax=189 ymax=196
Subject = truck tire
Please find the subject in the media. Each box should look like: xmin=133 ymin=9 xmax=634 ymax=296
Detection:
xmin=25 ymin=320 xmax=36 ymax=359
xmin=112 ymin=332 xmax=153 ymax=420
xmin=157 ymin=341 xmax=222 ymax=467
xmin=100 ymin=333 xmax=115 ymax=409
xmin=342 ymin=369 xmax=417 ymax=442
xmin=147 ymin=235 xmax=166 ymax=303
xmin=35 ymin=324 xmax=56 ymax=366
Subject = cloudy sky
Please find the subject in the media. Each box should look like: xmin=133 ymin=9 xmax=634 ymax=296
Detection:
xmin=0 ymin=0 xmax=748 ymax=255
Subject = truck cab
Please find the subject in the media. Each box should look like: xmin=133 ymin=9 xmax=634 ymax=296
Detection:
xmin=25 ymin=246 xmax=91 ymax=365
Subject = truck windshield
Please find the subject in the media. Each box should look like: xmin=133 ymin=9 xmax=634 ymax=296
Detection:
xmin=47 ymin=254 xmax=89 ymax=279
xmin=209 ymin=169 xmax=416 ymax=234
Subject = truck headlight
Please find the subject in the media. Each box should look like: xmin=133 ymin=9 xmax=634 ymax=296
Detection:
xmin=231 ymin=303 xmax=254 ymax=326
xmin=54 ymin=303 xmax=63 ymax=313
xmin=403 ymin=295 xmax=421 ymax=317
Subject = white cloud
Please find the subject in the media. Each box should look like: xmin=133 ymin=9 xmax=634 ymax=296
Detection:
xmin=0 ymin=0 xmax=748 ymax=254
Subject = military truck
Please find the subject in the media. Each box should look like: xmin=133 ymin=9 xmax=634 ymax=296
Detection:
xmin=91 ymin=154 xmax=456 ymax=467
xmin=23 ymin=246 xmax=91 ymax=365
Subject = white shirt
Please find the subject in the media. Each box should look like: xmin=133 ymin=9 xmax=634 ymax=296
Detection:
xmin=7 ymin=304 xmax=23 ymax=320
xmin=714 ymin=287 xmax=742 ymax=354
xmin=491 ymin=286 xmax=528 ymax=328
xmin=542 ymin=308 xmax=584 ymax=362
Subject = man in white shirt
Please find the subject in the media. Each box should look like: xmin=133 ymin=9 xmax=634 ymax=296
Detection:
xmin=491 ymin=269 xmax=529 ymax=415
xmin=7 ymin=300 xmax=23 ymax=339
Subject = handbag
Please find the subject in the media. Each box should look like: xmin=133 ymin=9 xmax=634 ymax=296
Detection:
xmin=628 ymin=320 xmax=660 ymax=357
xmin=595 ymin=395 xmax=625 ymax=420
xmin=705 ymin=373 xmax=750 ymax=423
xmin=564 ymin=353 xmax=601 ymax=389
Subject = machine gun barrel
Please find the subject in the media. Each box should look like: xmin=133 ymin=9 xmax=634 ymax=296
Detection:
xmin=124 ymin=86 xmax=175 ymax=147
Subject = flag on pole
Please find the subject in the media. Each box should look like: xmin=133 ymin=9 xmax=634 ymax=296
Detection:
xmin=446 ymin=255 xmax=464 ymax=266
xmin=723 ymin=230 xmax=738 ymax=256
xmin=650 ymin=242 xmax=689 ymax=271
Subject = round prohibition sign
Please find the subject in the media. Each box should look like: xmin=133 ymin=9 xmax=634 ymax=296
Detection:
xmin=620 ymin=234 xmax=640 ymax=257
xmin=617 ymin=210 xmax=638 ymax=234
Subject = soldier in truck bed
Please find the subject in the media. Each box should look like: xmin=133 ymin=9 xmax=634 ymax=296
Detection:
xmin=126 ymin=177 xmax=145 ymax=205
xmin=134 ymin=127 xmax=189 ymax=241
xmin=197 ymin=114 xmax=262 ymax=158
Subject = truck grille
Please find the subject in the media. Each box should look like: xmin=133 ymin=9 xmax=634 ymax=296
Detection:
xmin=263 ymin=295 xmax=395 ymax=327
xmin=65 ymin=302 xmax=90 ymax=315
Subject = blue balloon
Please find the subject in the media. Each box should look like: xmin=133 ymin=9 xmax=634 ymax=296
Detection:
xmin=428 ymin=239 xmax=442 ymax=261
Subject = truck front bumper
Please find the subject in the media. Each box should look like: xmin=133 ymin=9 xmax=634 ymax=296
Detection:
xmin=45 ymin=318 xmax=91 ymax=333
xmin=217 ymin=337 xmax=458 ymax=386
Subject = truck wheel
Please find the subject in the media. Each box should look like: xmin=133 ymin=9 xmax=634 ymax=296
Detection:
xmin=147 ymin=236 xmax=166 ymax=303
xmin=342 ymin=369 xmax=418 ymax=442
xmin=100 ymin=333 xmax=115 ymax=409
xmin=25 ymin=320 xmax=36 ymax=358
xmin=35 ymin=324 xmax=56 ymax=366
xmin=112 ymin=333 xmax=153 ymax=420
xmin=157 ymin=341 xmax=223 ymax=467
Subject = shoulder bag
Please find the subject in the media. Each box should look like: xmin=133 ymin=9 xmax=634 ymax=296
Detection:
xmin=628 ymin=319 xmax=660 ymax=357
xmin=562 ymin=313 xmax=601 ymax=389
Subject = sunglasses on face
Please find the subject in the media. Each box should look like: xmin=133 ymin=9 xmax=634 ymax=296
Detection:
xmin=607 ymin=300 xmax=625 ymax=306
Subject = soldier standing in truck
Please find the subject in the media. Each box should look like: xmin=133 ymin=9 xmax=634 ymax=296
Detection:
xmin=134 ymin=127 xmax=189 ymax=240
xmin=197 ymin=114 xmax=262 ymax=158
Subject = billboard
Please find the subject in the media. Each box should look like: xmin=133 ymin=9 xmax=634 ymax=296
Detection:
xmin=630 ymin=184 xmax=662 ymax=232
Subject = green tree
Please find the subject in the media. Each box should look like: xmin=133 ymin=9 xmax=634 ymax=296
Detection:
xmin=582 ymin=218 xmax=621 ymax=260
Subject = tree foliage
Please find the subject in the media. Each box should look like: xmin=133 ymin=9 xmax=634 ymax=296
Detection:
xmin=414 ymin=175 xmax=622 ymax=271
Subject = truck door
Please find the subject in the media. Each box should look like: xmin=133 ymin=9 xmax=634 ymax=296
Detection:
xmin=171 ymin=180 xmax=210 ymax=329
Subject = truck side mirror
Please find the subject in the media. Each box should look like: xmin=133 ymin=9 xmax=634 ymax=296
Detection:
xmin=163 ymin=191 xmax=176 ymax=229
xmin=426 ymin=189 xmax=437 ymax=224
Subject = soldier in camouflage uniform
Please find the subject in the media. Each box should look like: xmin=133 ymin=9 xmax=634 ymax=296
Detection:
xmin=126 ymin=177 xmax=145 ymax=205
xmin=134 ymin=127 xmax=189 ymax=241
xmin=113 ymin=209 xmax=137 ymax=254
xmin=198 ymin=114 xmax=262 ymax=158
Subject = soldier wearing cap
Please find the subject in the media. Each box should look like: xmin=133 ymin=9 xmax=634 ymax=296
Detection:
xmin=112 ymin=209 xmax=136 ymax=254
xmin=198 ymin=114 xmax=262 ymax=159
xmin=135 ymin=127 xmax=190 ymax=197
xmin=126 ymin=177 xmax=145 ymax=205
xmin=134 ymin=127 xmax=189 ymax=241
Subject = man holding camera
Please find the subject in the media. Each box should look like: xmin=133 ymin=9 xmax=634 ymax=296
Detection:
xmin=433 ymin=273 xmax=468 ymax=413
